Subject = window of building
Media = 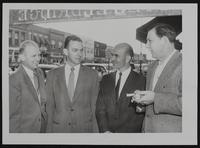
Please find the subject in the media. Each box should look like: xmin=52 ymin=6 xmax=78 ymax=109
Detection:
xmin=9 ymin=30 xmax=12 ymax=46
xmin=21 ymin=32 xmax=26 ymax=42
xmin=28 ymin=32 xmax=32 ymax=40
xmin=14 ymin=31 xmax=19 ymax=46
xmin=58 ymin=41 xmax=63 ymax=49
xmin=51 ymin=40 xmax=55 ymax=49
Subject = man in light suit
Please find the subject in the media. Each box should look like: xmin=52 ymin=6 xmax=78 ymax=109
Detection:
xmin=9 ymin=40 xmax=47 ymax=133
xmin=132 ymin=23 xmax=182 ymax=132
xmin=46 ymin=35 xmax=99 ymax=133
xmin=96 ymin=43 xmax=146 ymax=133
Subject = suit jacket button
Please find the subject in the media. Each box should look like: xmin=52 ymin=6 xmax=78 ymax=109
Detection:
xmin=38 ymin=118 xmax=41 ymax=122
xmin=70 ymin=108 xmax=74 ymax=111
xmin=68 ymin=122 xmax=71 ymax=125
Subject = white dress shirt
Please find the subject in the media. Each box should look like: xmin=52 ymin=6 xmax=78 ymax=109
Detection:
xmin=65 ymin=63 xmax=80 ymax=91
xmin=22 ymin=65 xmax=41 ymax=103
xmin=115 ymin=66 xmax=131 ymax=97
xmin=152 ymin=50 xmax=176 ymax=90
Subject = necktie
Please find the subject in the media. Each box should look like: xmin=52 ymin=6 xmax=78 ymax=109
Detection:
xmin=68 ymin=67 xmax=75 ymax=101
xmin=115 ymin=72 xmax=122 ymax=100
xmin=33 ymin=69 xmax=40 ymax=103
xmin=33 ymin=70 xmax=39 ymax=94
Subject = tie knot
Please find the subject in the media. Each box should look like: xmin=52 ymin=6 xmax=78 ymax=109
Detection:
xmin=71 ymin=67 xmax=75 ymax=71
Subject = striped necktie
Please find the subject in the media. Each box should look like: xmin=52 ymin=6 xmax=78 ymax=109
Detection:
xmin=33 ymin=69 xmax=39 ymax=93
xmin=115 ymin=72 xmax=122 ymax=100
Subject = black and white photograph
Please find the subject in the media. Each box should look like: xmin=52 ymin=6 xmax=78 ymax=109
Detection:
xmin=2 ymin=3 xmax=198 ymax=145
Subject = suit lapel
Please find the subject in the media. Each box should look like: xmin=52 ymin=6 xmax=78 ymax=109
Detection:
xmin=36 ymin=68 xmax=46 ymax=104
xmin=118 ymin=70 xmax=137 ymax=100
xmin=111 ymin=72 xmax=116 ymax=89
xmin=111 ymin=72 xmax=117 ymax=103
xmin=20 ymin=66 xmax=40 ymax=105
xmin=154 ymin=51 xmax=181 ymax=91
xmin=56 ymin=66 xmax=72 ymax=105
xmin=35 ymin=68 xmax=48 ymax=119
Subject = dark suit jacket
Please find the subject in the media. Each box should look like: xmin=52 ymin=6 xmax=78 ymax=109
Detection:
xmin=96 ymin=69 xmax=146 ymax=133
xmin=143 ymin=51 xmax=182 ymax=132
xmin=9 ymin=65 xmax=47 ymax=133
xmin=46 ymin=65 xmax=99 ymax=133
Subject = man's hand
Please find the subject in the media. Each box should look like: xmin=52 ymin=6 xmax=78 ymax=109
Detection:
xmin=131 ymin=90 xmax=155 ymax=105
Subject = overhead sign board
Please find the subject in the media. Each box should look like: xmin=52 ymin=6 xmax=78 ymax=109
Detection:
xmin=9 ymin=9 xmax=182 ymax=25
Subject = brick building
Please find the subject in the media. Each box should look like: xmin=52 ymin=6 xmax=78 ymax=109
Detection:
xmin=9 ymin=24 xmax=146 ymax=68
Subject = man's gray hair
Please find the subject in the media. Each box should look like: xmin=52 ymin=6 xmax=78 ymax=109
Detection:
xmin=19 ymin=40 xmax=39 ymax=54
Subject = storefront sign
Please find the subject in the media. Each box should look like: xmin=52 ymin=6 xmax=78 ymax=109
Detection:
xmin=9 ymin=9 xmax=181 ymax=24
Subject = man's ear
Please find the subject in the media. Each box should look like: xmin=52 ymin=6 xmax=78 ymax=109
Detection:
xmin=18 ymin=54 xmax=25 ymax=62
xmin=126 ymin=55 xmax=131 ymax=63
xmin=63 ymin=48 xmax=68 ymax=56
xmin=161 ymin=36 xmax=170 ymax=44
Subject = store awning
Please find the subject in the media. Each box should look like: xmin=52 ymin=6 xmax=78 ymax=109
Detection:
xmin=136 ymin=15 xmax=182 ymax=50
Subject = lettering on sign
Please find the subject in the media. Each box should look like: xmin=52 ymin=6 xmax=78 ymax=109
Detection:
xmin=9 ymin=9 xmax=182 ymax=24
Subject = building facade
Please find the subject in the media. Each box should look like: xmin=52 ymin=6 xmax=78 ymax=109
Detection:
xmin=9 ymin=24 xmax=146 ymax=68
xmin=9 ymin=24 xmax=111 ymax=67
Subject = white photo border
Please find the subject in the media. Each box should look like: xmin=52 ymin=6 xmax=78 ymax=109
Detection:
xmin=2 ymin=3 xmax=198 ymax=145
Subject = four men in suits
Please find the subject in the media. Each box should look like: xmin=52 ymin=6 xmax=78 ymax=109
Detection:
xmin=132 ymin=23 xmax=182 ymax=132
xmin=45 ymin=35 xmax=99 ymax=133
xmin=9 ymin=24 xmax=182 ymax=133
xmin=95 ymin=43 xmax=146 ymax=133
xmin=9 ymin=40 xmax=47 ymax=133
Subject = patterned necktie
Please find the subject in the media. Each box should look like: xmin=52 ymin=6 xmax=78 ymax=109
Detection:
xmin=115 ymin=72 xmax=122 ymax=100
xmin=33 ymin=69 xmax=41 ymax=103
xmin=68 ymin=67 xmax=75 ymax=101
xmin=33 ymin=70 xmax=39 ymax=93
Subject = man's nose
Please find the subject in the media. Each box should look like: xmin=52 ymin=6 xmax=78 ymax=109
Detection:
xmin=78 ymin=50 xmax=83 ymax=56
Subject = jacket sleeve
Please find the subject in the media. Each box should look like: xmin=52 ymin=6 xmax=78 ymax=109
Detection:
xmin=9 ymin=76 xmax=21 ymax=133
xmin=153 ymin=65 xmax=182 ymax=116
xmin=95 ymin=78 xmax=109 ymax=133
xmin=45 ymin=71 xmax=55 ymax=132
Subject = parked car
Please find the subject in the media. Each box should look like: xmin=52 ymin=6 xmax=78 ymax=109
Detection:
xmin=134 ymin=63 xmax=149 ymax=76
xmin=9 ymin=63 xmax=59 ymax=78
xmin=38 ymin=64 xmax=59 ymax=78
xmin=82 ymin=63 xmax=114 ymax=80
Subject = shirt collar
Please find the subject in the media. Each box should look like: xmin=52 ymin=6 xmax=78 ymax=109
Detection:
xmin=65 ymin=63 xmax=80 ymax=72
xmin=116 ymin=66 xmax=131 ymax=76
xmin=159 ymin=50 xmax=176 ymax=66
xmin=22 ymin=65 xmax=34 ymax=78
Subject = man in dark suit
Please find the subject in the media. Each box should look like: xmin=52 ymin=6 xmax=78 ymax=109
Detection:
xmin=9 ymin=40 xmax=47 ymax=133
xmin=46 ymin=35 xmax=99 ymax=133
xmin=96 ymin=43 xmax=146 ymax=133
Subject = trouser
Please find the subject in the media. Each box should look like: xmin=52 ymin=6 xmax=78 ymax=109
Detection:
xmin=40 ymin=112 xmax=48 ymax=133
